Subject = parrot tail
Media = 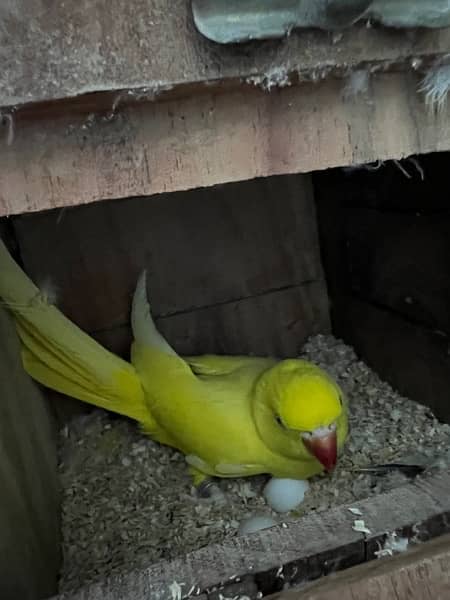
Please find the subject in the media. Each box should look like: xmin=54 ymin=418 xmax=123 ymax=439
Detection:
xmin=131 ymin=271 xmax=177 ymax=356
xmin=0 ymin=238 xmax=148 ymax=425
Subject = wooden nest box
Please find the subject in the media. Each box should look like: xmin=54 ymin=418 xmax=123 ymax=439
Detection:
xmin=2 ymin=3 xmax=450 ymax=599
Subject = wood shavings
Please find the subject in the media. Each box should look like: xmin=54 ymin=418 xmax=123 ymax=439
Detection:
xmin=392 ymin=158 xmax=425 ymax=180
xmin=407 ymin=157 xmax=425 ymax=180
xmin=169 ymin=581 xmax=183 ymax=600
xmin=348 ymin=507 xmax=363 ymax=516
xmin=393 ymin=160 xmax=412 ymax=179
xmin=58 ymin=334 xmax=450 ymax=593
xmin=352 ymin=519 xmax=372 ymax=535
xmin=375 ymin=532 xmax=409 ymax=558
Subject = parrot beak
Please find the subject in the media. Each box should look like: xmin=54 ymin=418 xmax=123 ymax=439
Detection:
xmin=302 ymin=426 xmax=337 ymax=472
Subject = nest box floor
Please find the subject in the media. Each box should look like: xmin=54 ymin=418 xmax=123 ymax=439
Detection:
xmin=58 ymin=335 xmax=450 ymax=593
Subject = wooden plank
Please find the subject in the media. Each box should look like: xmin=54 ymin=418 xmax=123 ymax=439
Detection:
xmin=158 ymin=280 xmax=330 ymax=357
xmin=268 ymin=533 xmax=450 ymax=600
xmin=0 ymin=306 xmax=60 ymax=599
xmin=332 ymin=296 xmax=450 ymax=422
xmin=93 ymin=282 xmax=330 ymax=358
xmin=2 ymin=0 xmax=450 ymax=109
xmin=13 ymin=174 xmax=324 ymax=336
xmin=54 ymin=470 xmax=450 ymax=600
xmin=345 ymin=209 xmax=450 ymax=335
xmin=2 ymin=71 xmax=450 ymax=217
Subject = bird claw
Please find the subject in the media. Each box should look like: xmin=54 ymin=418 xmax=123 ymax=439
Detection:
xmin=197 ymin=479 xmax=226 ymax=503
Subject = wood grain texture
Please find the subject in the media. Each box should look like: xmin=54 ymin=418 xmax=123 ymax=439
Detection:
xmin=2 ymin=71 xmax=450 ymax=217
xmin=93 ymin=282 xmax=330 ymax=358
xmin=269 ymin=533 xmax=450 ymax=600
xmin=13 ymin=174 xmax=322 ymax=331
xmin=54 ymin=470 xmax=450 ymax=600
xmin=332 ymin=296 xmax=450 ymax=423
xmin=13 ymin=174 xmax=329 ymax=358
xmin=1 ymin=0 xmax=450 ymax=108
xmin=0 ymin=307 xmax=60 ymax=599
xmin=158 ymin=281 xmax=330 ymax=357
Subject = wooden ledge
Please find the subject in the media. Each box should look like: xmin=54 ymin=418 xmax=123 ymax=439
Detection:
xmin=270 ymin=533 xmax=450 ymax=599
xmin=54 ymin=470 xmax=450 ymax=600
xmin=2 ymin=70 xmax=450 ymax=217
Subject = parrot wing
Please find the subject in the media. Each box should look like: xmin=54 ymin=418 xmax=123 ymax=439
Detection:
xmin=185 ymin=354 xmax=277 ymax=377
xmin=214 ymin=462 xmax=266 ymax=477
xmin=0 ymin=239 xmax=149 ymax=425
xmin=131 ymin=272 xmax=276 ymax=383
xmin=185 ymin=454 xmax=265 ymax=478
xmin=131 ymin=271 xmax=178 ymax=357
xmin=130 ymin=271 xmax=196 ymax=380
xmin=130 ymin=272 xmax=206 ymax=445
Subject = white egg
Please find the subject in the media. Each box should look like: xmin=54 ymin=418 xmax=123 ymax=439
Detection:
xmin=263 ymin=478 xmax=310 ymax=513
xmin=238 ymin=515 xmax=278 ymax=536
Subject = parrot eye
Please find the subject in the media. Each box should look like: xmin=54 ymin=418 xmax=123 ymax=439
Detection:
xmin=275 ymin=415 xmax=285 ymax=428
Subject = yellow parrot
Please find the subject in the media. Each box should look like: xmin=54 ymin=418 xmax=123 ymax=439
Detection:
xmin=0 ymin=238 xmax=348 ymax=492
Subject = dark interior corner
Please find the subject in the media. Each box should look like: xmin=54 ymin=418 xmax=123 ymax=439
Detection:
xmin=313 ymin=152 xmax=450 ymax=423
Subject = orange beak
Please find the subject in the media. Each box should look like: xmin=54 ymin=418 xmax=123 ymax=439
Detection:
xmin=303 ymin=430 xmax=337 ymax=472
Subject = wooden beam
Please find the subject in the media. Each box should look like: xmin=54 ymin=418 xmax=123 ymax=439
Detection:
xmin=2 ymin=1 xmax=450 ymax=109
xmin=269 ymin=533 xmax=450 ymax=600
xmin=1 ymin=71 xmax=450 ymax=217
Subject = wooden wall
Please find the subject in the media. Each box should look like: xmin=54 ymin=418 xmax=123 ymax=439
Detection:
xmin=0 ymin=306 xmax=60 ymax=599
xmin=8 ymin=173 xmax=329 ymax=364
xmin=315 ymin=152 xmax=450 ymax=422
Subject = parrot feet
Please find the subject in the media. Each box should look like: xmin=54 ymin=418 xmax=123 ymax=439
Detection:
xmin=197 ymin=478 xmax=226 ymax=503
xmin=187 ymin=460 xmax=225 ymax=503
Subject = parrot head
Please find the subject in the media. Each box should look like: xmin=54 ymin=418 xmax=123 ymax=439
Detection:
xmin=255 ymin=359 xmax=347 ymax=473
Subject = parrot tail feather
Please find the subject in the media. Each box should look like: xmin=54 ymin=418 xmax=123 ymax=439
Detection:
xmin=0 ymin=238 xmax=149 ymax=425
xmin=0 ymin=288 xmax=57 ymax=311
xmin=131 ymin=270 xmax=177 ymax=356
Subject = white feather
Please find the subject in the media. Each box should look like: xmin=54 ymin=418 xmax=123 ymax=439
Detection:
xmin=418 ymin=63 xmax=450 ymax=113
